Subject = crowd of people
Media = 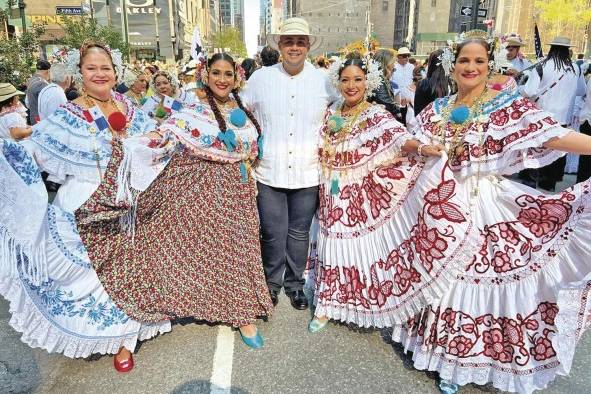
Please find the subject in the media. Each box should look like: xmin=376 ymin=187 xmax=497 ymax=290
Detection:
xmin=3 ymin=16 xmax=591 ymax=394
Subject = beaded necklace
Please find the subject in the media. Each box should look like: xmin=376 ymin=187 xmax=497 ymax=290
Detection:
xmin=321 ymin=100 xmax=370 ymax=195
xmin=434 ymin=87 xmax=489 ymax=161
xmin=431 ymin=87 xmax=492 ymax=197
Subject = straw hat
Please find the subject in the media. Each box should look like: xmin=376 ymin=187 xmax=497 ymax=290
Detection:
xmin=397 ymin=47 xmax=412 ymax=55
xmin=0 ymin=83 xmax=24 ymax=102
xmin=505 ymin=33 xmax=525 ymax=47
xmin=548 ymin=36 xmax=572 ymax=47
xmin=267 ymin=17 xmax=321 ymax=52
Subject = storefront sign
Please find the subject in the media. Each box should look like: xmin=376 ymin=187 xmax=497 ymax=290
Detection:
xmin=55 ymin=6 xmax=84 ymax=15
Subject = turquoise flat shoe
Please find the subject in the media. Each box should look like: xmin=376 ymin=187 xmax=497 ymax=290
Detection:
xmin=308 ymin=318 xmax=329 ymax=333
xmin=239 ymin=329 xmax=264 ymax=349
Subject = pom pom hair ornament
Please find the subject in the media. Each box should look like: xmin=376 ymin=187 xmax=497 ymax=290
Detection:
xmin=327 ymin=53 xmax=382 ymax=99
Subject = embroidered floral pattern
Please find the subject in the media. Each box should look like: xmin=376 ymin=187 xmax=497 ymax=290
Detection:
xmin=2 ymin=141 xmax=42 ymax=185
xmin=316 ymin=164 xmax=466 ymax=310
xmin=405 ymin=301 xmax=560 ymax=366
xmin=467 ymin=192 xmax=575 ymax=276
xmin=23 ymin=277 xmax=129 ymax=330
xmin=47 ymin=206 xmax=90 ymax=268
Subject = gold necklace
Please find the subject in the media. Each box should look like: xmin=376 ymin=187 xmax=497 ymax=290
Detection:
xmin=321 ymin=101 xmax=371 ymax=195
xmin=82 ymin=91 xmax=127 ymax=180
xmin=437 ymin=87 xmax=489 ymax=161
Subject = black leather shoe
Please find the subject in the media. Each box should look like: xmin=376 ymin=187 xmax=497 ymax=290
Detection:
xmin=286 ymin=290 xmax=308 ymax=310
xmin=269 ymin=290 xmax=279 ymax=307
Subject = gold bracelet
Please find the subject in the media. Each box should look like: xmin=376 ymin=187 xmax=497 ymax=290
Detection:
xmin=417 ymin=143 xmax=427 ymax=156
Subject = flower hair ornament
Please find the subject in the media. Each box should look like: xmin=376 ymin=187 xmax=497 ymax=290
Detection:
xmin=327 ymin=53 xmax=382 ymax=99
xmin=150 ymin=70 xmax=180 ymax=94
xmin=198 ymin=56 xmax=247 ymax=92
xmin=65 ymin=43 xmax=124 ymax=84
xmin=438 ymin=30 xmax=498 ymax=76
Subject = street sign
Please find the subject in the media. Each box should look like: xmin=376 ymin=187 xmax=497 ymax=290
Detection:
xmin=56 ymin=6 xmax=84 ymax=15
xmin=460 ymin=6 xmax=472 ymax=16
xmin=478 ymin=8 xmax=487 ymax=17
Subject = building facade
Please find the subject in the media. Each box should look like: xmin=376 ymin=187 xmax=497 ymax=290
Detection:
xmin=219 ymin=0 xmax=244 ymax=39
xmin=370 ymin=0 xmax=395 ymax=48
xmin=292 ymin=0 xmax=370 ymax=54
xmin=5 ymin=0 xmax=213 ymax=62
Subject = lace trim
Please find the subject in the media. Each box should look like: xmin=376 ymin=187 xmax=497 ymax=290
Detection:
xmin=0 ymin=275 xmax=171 ymax=358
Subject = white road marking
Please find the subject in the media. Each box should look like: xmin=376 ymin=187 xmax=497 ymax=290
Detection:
xmin=210 ymin=326 xmax=235 ymax=394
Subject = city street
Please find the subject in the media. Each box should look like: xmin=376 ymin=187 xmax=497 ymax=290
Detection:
xmin=2 ymin=289 xmax=591 ymax=394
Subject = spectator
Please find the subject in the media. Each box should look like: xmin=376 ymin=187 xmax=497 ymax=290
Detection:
xmin=241 ymin=58 xmax=259 ymax=80
xmin=25 ymin=59 xmax=51 ymax=125
xmin=0 ymin=83 xmax=31 ymax=140
xmin=390 ymin=47 xmax=414 ymax=104
xmin=37 ymin=63 xmax=72 ymax=121
xmin=315 ymin=56 xmax=329 ymax=71
xmin=520 ymin=36 xmax=586 ymax=191
xmin=260 ymin=46 xmax=279 ymax=67
xmin=504 ymin=33 xmax=531 ymax=74
xmin=413 ymin=49 xmax=451 ymax=116
xmin=369 ymin=49 xmax=400 ymax=118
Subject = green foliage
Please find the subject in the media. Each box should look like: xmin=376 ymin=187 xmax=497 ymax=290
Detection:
xmin=57 ymin=16 xmax=129 ymax=56
xmin=535 ymin=0 xmax=591 ymax=38
xmin=0 ymin=4 xmax=46 ymax=86
xmin=210 ymin=27 xmax=247 ymax=58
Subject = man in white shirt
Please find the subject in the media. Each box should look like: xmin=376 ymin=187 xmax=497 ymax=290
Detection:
xmin=520 ymin=36 xmax=587 ymax=190
xmin=37 ymin=63 xmax=72 ymax=120
xmin=389 ymin=47 xmax=414 ymax=101
xmin=504 ymin=33 xmax=532 ymax=74
xmin=241 ymin=18 xmax=335 ymax=310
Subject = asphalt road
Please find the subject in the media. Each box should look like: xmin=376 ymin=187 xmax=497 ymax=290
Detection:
xmin=2 ymin=289 xmax=591 ymax=394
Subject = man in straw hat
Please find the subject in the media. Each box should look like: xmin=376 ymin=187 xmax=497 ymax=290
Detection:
xmin=241 ymin=17 xmax=336 ymax=310
xmin=520 ymin=36 xmax=586 ymax=191
xmin=504 ymin=33 xmax=531 ymax=73
xmin=390 ymin=46 xmax=414 ymax=100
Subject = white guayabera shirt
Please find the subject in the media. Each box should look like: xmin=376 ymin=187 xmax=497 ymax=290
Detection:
xmin=519 ymin=59 xmax=586 ymax=125
xmin=241 ymin=62 xmax=337 ymax=189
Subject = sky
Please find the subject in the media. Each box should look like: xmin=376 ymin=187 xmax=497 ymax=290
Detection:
xmin=243 ymin=0 xmax=261 ymax=57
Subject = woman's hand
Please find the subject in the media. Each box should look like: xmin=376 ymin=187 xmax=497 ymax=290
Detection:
xmin=418 ymin=143 xmax=445 ymax=157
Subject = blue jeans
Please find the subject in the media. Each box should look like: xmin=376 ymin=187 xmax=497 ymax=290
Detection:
xmin=256 ymin=182 xmax=318 ymax=292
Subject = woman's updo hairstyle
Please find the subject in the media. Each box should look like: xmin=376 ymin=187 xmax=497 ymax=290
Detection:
xmin=151 ymin=70 xmax=178 ymax=95
xmin=203 ymin=53 xmax=262 ymax=137
xmin=338 ymin=52 xmax=368 ymax=77
xmin=79 ymin=41 xmax=116 ymax=72
xmin=207 ymin=52 xmax=237 ymax=76
xmin=453 ymin=31 xmax=497 ymax=73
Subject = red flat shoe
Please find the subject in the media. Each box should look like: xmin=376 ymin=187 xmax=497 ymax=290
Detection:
xmin=113 ymin=353 xmax=134 ymax=373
